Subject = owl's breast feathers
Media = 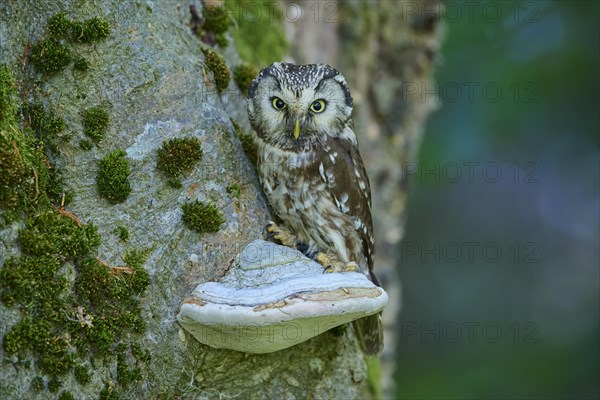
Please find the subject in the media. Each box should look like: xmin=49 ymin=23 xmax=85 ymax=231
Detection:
xmin=256 ymin=131 xmax=375 ymax=276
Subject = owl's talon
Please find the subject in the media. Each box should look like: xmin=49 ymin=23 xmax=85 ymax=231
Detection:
xmin=316 ymin=253 xmax=358 ymax=273
xmin=343 ymin=262 xmax=359 ymax=272
xmin=323 ymin=261 xmax=359 ymax=273
xmin=262 ymin=221 xmax=296 ymax=248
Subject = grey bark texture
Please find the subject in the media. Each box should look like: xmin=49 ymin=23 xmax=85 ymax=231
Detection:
xmin=0 ymin=0 xmax=442 ymax=398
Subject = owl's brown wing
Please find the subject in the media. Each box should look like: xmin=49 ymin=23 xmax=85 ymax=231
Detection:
xmin=323 ymin=134 xmax=374 ymax=273
xmin=323 ymin=134 xmax=383 ymax=355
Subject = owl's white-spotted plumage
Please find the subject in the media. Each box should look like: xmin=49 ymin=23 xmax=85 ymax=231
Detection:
xmin=247 ymin=62 xmax=382 ymax=355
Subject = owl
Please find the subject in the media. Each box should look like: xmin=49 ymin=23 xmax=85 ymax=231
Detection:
xmin=247 ymin=62 xmax=383 ymax=355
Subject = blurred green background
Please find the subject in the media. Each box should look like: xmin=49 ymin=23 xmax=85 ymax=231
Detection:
xmin=394 ymin=1 xmax=599 ymax=399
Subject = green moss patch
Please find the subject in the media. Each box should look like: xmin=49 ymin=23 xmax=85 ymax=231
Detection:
xmin=17 ymin=209 xmax=100 ymax=258
xmin=48 ymin=377 xmax=62 ymax=393
xmin=30 ymin=39 xmax=72 ymax=75
xmin=70 ymin=17 xmax=111 ymax=43
xmin=0 ymin=65 xmax=18 ymax=125
xmin=97 ymin=149 xmax=131 ymax=203
xmin=116 ymin=349 xmax=142 ymax=387
xmin=1 ymin=66 xmax=73 ymax=220
xmin=47 ymin=13 xmax=111 ymax=43
xmin=79 ymin=139 xmax=92 ymax=150
xmin=0 ymin=126 xmax=50 ymax=216
xmin=114 ymin=225 xmax=130 ymax=242
xmin=30 ymin=14 xmax=110 ymax=75
xmin=1 ymin=208 xmax=99 ymax=375
xmin=75 ymin=250 xmax=150 ymax=355
xmin=74 ymin=364 xmax=92 ymax=385
xmin=202 ymin=5 xmax=231 ymax=36
xmin=156 ymin=137 xmax=203 ymax=187
xmin=0 ymin=209 xmax=150 ymax=378
xmin=27 ymin=103 xmax=66 ymax=153
xmin=233 ymin=64 xmax=258 ymax=96
xmin=83 ymin=106 xmax=109 ymax=142
xmin=181 ymin=200 xmax=225 ymax=233
xmin=59 ymin=391 xmax=75 ymax=400
xmin=203 ymin=48 xmax=230 ymax=93
xmin=21 ymin=103 xmax=73 ymax=205
xmin=31 ymin=376 xmax=45 ymax=391
xmin=0 ymin=126 xmax=44 ymax=213
xmin=99 ymin=382 xmax=119 ymax=400
xmin=47 ymin=13 xmax=72 ymax=39
xmin=28 ymin=104 xmax=66 ymax=138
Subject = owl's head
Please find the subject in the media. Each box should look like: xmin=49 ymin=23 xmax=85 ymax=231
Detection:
xmin=247 ymin=62 xmax=353 ymax=150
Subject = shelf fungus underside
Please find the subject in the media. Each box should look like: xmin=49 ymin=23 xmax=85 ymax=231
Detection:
xmin=177 ymin=240 xmax=388 ymax=353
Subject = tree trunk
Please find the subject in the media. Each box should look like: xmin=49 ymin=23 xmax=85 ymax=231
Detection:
xmin=0 ymin=1 xmax=442 ymax=398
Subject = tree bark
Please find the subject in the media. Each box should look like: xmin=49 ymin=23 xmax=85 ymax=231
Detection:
xmin=0 ymin=0 xmax=443 ymax=398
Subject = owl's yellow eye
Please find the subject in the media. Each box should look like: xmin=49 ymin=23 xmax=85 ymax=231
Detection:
xmin=310 ymin=99 xmax=326 ymax=113
xmin=272 ymin=97 xmax=287 ymax=110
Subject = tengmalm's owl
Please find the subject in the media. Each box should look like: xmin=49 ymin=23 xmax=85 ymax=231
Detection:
xmin=247 ymin=62 xmax=383 ymax=355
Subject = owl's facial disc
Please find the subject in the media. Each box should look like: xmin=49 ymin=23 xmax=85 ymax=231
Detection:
xmin=247 ymin=63 xmax=354 ymax=149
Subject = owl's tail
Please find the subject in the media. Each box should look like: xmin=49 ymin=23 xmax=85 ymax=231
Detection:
xmin=353 ymin=312 xmax=384 ymax=356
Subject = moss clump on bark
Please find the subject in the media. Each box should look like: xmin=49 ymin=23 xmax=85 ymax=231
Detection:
xmin=75 ymin=249 xmax=150 ymax=356
xmin=47 ymin=13 xmax=111 ymax=43
xmin=69 ymin=17 xmax=111 ymax=43
xmin=0 ymin=67 xmax=52 ymax=217
xmin=28 ymin=104 xmax=65 ymax=138
xmin=74 ymin=365 xmax=92 ymax=385
xmin=156 ymin=137 xmax=203 ymax=188
xmin=1 ymin=207 xmax=150 ymax=381
xmin=30 ymin=38 xmax=72 ymax=75
xmin=83 ymin=106 xmax=109 ymax=142
xmin=182 ymin=200 xmax=225 ymax=233
xmin=47 ymin=13 xmax=72 ymax=39
xmin=27 ymin=103 xmax=66 ymax=153
xmin=205 ymin=5 xmax=231 ymax=47
xmin=202 ymin=5 xmax=231 ymax=36
xmin=30 ymin=14 xmax=110 ymax=75
xmin=97 ymin=149 xmax=131 ymax=203
xmin=79 ymin=139 xmax=92 ymax=150
xmin=114 ymin=225 xmax=130 ymax=242
xmin=203 ymin=48 xmax=230 ymax=93
xmin=48 ymin=377 xmax=62 ymax=393
xmin=1 ymin=209 xmax=100 ymax=376
xmin=0 ymin=64 xmax=18 ymax=125
xmin=31 ymin=376 xmax=45 ymax=391
xmin=58 ymin=391 xmax=75 ymax=400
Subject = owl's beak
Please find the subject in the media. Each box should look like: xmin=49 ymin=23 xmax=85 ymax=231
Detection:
xmin=293 ymin=119 xmax=301 ymax=140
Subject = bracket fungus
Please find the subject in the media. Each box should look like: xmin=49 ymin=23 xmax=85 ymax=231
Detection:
xmin=177 ymin=240 xmax=388 ymax=353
